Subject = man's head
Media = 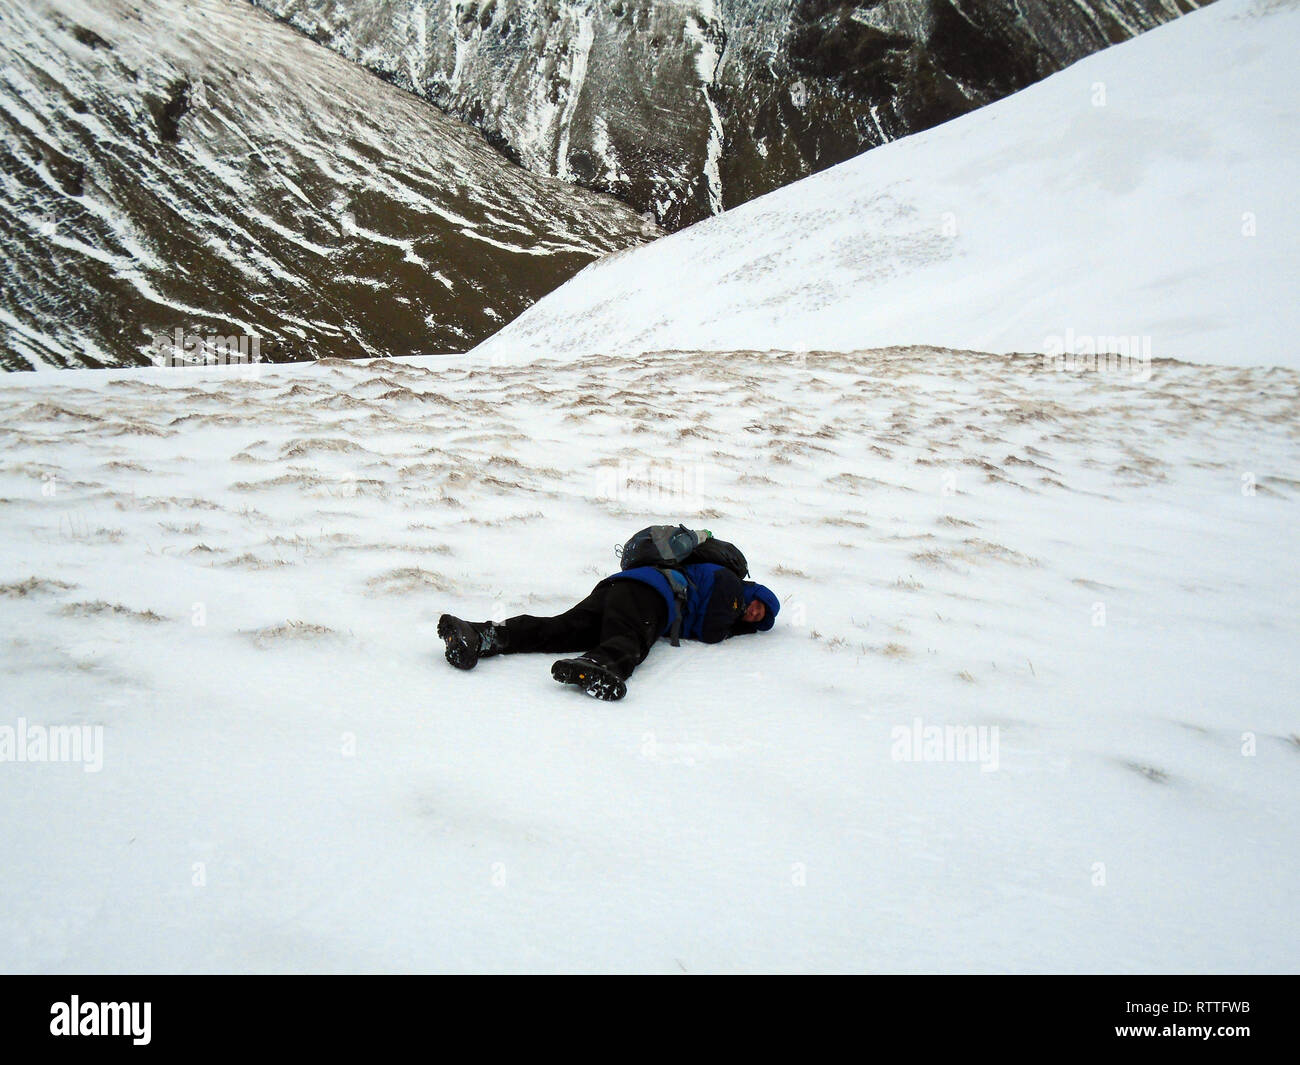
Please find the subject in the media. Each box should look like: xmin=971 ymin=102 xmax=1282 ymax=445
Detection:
xmin=737 ymin=582 xmax=780 ymax=632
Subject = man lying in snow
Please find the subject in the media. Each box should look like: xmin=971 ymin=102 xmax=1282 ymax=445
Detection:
xmin=437 ymin=526 xmax=780 ymax=701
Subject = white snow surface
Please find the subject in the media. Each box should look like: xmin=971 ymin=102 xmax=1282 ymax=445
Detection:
xmin=471 ymin=0 xmax=1300 ymax=370
xmin=1 ymin=349 xmax=1297 ymax=973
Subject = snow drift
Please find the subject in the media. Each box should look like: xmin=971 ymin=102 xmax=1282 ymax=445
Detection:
xmin=471 ymin=0 xmax=1300 ymax=369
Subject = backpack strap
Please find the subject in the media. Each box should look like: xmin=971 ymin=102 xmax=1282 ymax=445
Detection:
xmin=657 ymin=567 xmax=692 ymax=647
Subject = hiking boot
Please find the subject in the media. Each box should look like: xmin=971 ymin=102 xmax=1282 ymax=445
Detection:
xmin=551 ymin=655 xmax=627 ymax=701
xmin=438 ymin=615 xmax=506 ymax=670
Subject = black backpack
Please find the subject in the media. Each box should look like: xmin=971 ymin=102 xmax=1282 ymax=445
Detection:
xmin=616 ymin=525 xmax=750 ymax=645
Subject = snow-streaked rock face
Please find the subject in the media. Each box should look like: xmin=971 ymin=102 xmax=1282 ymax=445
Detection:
xmin=248 ymin=0 xmax=1207 ymax=228
xmin=0 ymin=0 xmax=658 ymax=370
xmin=1 ymin=348 xmax=1296 ymax=971
xmin=472 ymin=0 xmax=1299 ymax=368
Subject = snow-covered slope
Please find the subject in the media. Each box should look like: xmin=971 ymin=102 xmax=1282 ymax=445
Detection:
xmin=471 ymin=0 xmax=1299 ymax=368
xmin=1 ymin=348 xmax=1296 ymax=972
xmin=0 ymin=0 xmax=657 ymax=369
xmin=251 ymin=0 xmax=1205 ymax=229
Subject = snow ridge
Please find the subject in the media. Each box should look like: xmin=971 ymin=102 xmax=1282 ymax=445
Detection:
xmin=472 ymin=0 xmax=1300 ymax=368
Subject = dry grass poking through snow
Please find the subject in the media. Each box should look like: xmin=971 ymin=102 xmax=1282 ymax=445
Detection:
xmin=1 ymin=345 xmax=1298 ymax=973
xmin=0 ymin=345 xmax=1295 ymax=683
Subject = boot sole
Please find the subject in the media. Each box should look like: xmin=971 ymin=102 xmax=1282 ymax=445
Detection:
xmin=551 ymin=659 xmax=627 ymax=701
xmin=438 ymin=614 xmax=478 ymax=671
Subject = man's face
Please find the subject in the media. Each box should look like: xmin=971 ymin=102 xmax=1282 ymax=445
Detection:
xmin=741 ymin=598 xmax=766 ymax=624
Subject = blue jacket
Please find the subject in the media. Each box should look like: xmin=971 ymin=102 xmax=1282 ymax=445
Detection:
xmin=605 ymin=563 xmax=780 ymax=643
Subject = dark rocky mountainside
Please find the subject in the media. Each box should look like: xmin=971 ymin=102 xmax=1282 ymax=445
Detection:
xmin=249 ymin=0 xmax=1209 ymax=229
xmin=0 ymin=0 xmax=658 ymax=369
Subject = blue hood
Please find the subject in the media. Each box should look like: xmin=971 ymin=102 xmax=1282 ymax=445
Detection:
xmin=742 ymin=582 xmax=780 ymax=631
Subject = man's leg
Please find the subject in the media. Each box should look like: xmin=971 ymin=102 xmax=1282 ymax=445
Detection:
xmin=500 ymin=586 xmax=607 ymax=654
xmin=584 ymin=579 xmax=668 ymax=680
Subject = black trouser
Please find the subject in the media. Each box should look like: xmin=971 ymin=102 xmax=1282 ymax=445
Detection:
xmin=502 ymin=579 xmax=668 ymax=680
